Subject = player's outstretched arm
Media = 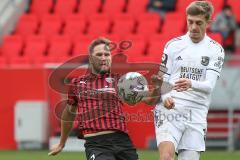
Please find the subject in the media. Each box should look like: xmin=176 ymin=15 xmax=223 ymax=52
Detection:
xmin=143 ymin=75 xmax=163 ymax=105
xmin=48 ymin=104 xmax=77 ymax=156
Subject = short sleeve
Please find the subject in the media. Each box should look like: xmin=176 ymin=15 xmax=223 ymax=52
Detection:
xmin=67 ymin=78 xmax=78 ymax=106
xmin=160 ymin=42 xmax=174 ymax=81
xmin=206 ymin=45 xmax=225 ymax=78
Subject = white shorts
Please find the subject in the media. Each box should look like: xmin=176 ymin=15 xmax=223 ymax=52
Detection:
xmin=154 ymin=109 xmax=207 ymax=153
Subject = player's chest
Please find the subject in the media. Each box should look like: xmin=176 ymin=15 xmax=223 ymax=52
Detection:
xmin=174 ymin=46 xmax=211 ymax=68
xmin=77 ymin=77 xmax=118 ymax=99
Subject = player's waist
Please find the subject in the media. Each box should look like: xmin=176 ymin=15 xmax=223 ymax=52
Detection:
xmin=84 ymin=130 xmax=116 ymax=138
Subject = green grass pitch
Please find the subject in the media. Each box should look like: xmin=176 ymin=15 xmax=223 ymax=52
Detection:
xmin=0 ymin=150 xmax=240 ymax=160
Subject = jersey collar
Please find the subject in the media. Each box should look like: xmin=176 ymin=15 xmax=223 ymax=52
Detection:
xmin=186 ymin=32 xmax=207 ymax=45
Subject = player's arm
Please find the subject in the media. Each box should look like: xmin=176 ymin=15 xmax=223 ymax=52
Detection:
xmin=160 ymin=44 xmax=175 ymax=109
xmin=60 ymin=104 xmax=77 ymax=147
xmin=48 ymin=79 xmax=79 ymax=156
xmin=174 ymin=45 xmax=224 ymax=94
xmin=48 ymin=104 xmax=77 ymax=156
xmin=174 ymin=72 xmax=218 ymax=93
xmin=143 ymin=75 xmax=163 ymax=105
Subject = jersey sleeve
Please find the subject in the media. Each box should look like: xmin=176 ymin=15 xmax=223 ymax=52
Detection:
xmin=160 ymin=42 xmax=175 ymax=101
xmin=191 ymin=71 xmax=218 ymax=94
xmin=206 ymin=44 xmax=225 ymax=78
xmin=67 ymin=78 xmax=78 ymax=106
xmin=160 ymin=43 xmax=174 ymax=81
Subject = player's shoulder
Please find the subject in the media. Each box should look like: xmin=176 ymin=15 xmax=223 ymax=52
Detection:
xmin=70 ymin=75 xmax=88 ymax=84
xmin=206 ymin=35 xmax=224 ymax=56
xmin=164 ymin=35 xmax=187 ymax=52
xmin=165 ymin=36 xmax=184 ymax=49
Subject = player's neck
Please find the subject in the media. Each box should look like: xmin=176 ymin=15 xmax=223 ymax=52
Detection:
xmin=91 ymin=69 xmax=110 ymax=76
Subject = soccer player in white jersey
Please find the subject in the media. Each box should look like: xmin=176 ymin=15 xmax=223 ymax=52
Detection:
xmin=154 ymin=1 xmax=225 ymax=160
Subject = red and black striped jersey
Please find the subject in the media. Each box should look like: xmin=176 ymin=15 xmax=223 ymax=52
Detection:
xmin=67 ymin=73 xmax=127 ymax=136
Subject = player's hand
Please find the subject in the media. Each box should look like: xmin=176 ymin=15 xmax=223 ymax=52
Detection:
xmin=151 ymin=74 xmax=163 ymax=87
xmin=48 ymin=143 xmax=64 ymax=156
xmin=173 ymin=78 xmax=191 ymax=92
xmin=163 ymin=97 xmax=175 ymax=109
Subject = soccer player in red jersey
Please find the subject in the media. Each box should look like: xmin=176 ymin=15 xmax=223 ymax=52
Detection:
xmin=48 ymin=37 xmax=162 ymax=160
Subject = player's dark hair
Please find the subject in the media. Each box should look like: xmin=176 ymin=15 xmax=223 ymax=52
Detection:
xmin=186 ymin=1 xmax=214 ymax=21
xmin=88 ymin=37 xmax=111 ymax=55
xmin=222 ymin=4 xmax=232 ymax=11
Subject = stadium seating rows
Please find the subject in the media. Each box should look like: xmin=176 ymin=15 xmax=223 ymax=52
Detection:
xmin=0 ymin=0 xmax=231 ymax=65
xmin=207 ymin=110 xmax=240 ymax=140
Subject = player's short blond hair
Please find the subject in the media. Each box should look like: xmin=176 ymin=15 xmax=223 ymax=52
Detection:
xmin=88 ymin=37 xmax=111 ymax=55
xmin=186 ymin=1 xmax=214 ymax=21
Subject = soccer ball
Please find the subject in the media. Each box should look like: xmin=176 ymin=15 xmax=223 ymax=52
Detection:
xmin=117 ymin=72 xmax=148 ymax=105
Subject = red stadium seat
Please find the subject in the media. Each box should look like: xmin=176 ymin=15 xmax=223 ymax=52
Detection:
xmin=88 ymin=13 xmax=110 ymax=22
xmin=105 ymin=34 xmax=122 ymax=42
xmin=112 ymin=13 xmax=134 ymax=21
xmin=123 ymin=34 xmax=146 ymax=52
xmin=137 ymin=13 xmax=161 ymax=37
xmin=86 ymin=33 xmax=121 ymax=43
xmin=63 ymin=14 xmax=87 ymax=37
xmin=126 ymin=54 xmax=147 ymax=62
xmin=148 ymin=40 xmax=165 ymax=57
xmin=78 ymin=0 xmax=102 ymax=15
xmin=9 ymin=56 xmax=32 ymax=65
xmin=87 ymin=14 xmax=111 ymax=34
xmin=210 ymin=0 xmax=224 ymax=15
xmin=48 ymin=35 xmax=72 ymax=57
xmin=87 ymin=21 xmax=111 ymax=34
xmin=23 ymin=35 xmax=47 ymax=58
xmin=147 ymin=34 xmax=174 ymax=57
xmin=136 ymin=12 xmax=160 ymax=24
xmin=15 ymin=14 xmax=39 ymax=36
xmin=63 ymin=13 xmax=86 ymax=24
xmin=54 ymin=0 xmax=78 ymax=18
xmin=127 ymin=0 xmax=148 ymax=15
xmin=33 ymin=56 xmax=70 ymax=64
xmin=1 ymin=35 xmax=23 ymax=58
xmin=39 ymin=14 xmax=63 ymax=37
xmin=124 ymin=34 xmax=146 ymax=45
xmin=165 ymin=12 xmax=183 ymax=20
xmin=73 ymin=34 xmax=94 ymax=44
xmin=124 ymin=37 xmax=146 ymax=56
xmin=112 ymin=19 xmax=135 ymax=34
xmin=177 ymin=0 xmax=224 ymax=13
xmin=149 ymin=34 xmax=173 ymax=45
xmin=176 ymin=0 xmax=194 ymax=12
xmin=208 ymin=32 xmax=223 ymax=45
xmin=161 ymin=19 xmax=185 ymax=37
xmin=227 ymin=0 xmax=240 ymax=23
xmin=102 ymin=0 xmax=126 ymax=14
xmin=30 ymin=0 xmax=54 ymax=18
xmin=73 ymin=41 xmax=90 ymax=56
xmin=144 ymin=55 xmax=162 ymax=63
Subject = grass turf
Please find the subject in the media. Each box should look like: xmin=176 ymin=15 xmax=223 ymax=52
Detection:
xmin=0 ymin=150 xmax=240 ymax=160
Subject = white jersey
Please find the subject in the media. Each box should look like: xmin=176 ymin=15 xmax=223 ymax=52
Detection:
xmin=157 ymin=33 xmax=225 ymax=124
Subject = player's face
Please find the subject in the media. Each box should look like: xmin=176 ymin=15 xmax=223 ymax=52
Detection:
xmin=89 ymin=44 xmax=112 ymax=74
xmin=187 ymin=14 xmax=209 ymax=43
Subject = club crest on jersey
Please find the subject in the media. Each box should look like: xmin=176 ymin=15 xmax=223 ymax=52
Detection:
xmin=201 ymin=56 xmax=209 ymax=66
xmin=105 ymin=77 xmax=115 ymax=83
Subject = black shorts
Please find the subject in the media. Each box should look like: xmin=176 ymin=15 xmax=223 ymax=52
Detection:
xmin=84 ymin=132 xmax=138 ymax=160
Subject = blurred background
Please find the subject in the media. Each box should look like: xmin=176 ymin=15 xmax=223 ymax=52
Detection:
xmin=0 ymin=0 xmax=240 ymax=160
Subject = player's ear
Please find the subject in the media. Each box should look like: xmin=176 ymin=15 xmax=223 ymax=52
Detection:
xmin=88 ymin=53 xmax=93 ymax=63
